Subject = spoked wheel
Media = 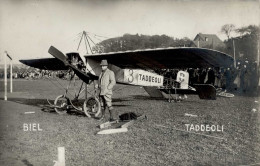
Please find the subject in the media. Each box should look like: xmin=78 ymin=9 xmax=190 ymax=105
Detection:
xmin=54 ymin=95 xmax=68 ymax=114
xmin=83 ymin=97 xmax=101 ymax=118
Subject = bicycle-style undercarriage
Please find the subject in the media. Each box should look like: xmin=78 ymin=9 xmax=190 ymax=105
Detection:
xmin=47 ymin=71 xmax=101 ymax=118
xmin=45 ymin=32 xmax=103 ymax=118
xmin=47 ymin=65 xmax=101 ymax=118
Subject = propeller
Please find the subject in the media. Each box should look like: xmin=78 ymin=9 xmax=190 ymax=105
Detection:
xmin=48 ymin=45 xmax=98 ymax=83
xmin=48 ymin=46 xmax=68 ymax=65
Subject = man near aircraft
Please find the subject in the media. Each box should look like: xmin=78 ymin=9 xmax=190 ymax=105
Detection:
xmin=96 ymin=59 xmax=117 ymax=121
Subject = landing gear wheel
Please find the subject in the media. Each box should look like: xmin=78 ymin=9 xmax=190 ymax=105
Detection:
xmin=83 ymin=97 xmax=101 ymax=118
xmin=54 ymin=95 xmax=68 ymax=114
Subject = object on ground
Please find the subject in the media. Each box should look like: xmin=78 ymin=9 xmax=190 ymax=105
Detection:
xmin=217 ymin=91 xmax=234 ymax=98
xmin=120 ymin=114 xmax=147 ymax=128
xmin=99 ymin=120 xmax=120 ymax=129
xmin=184 ymin=113 xmax=198 ymax=117
xmin=97 ymin=128 xmax=128 ymax=135
xmin=119 ymin=112 xmax=140 ymax=121
xmin=24 ymin=112 xmax=35 ymax=114
xmin=216 ymin=88 xmax=234 ymax=98
xmin=99 ymin=114 xmax=147 ymax=129
xmin=53 ymin=147 xmax=65 ymax=166
xmin=98 ymin=114 xmax=147 ymax=134
xmin=121 ymin=120 xmax=135 ymax=128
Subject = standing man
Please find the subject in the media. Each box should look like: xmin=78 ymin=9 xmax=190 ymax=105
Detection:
xmin=206 ymin=67 xmax=215 ymax=85
xmin=96 ymin=60 xmax=117 ymax=121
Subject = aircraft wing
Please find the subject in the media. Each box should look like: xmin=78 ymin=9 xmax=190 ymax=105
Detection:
xmin=86 ymin=47 xmax=234 ymax=69
xmin=20 ymin=47 xmax=233 ymax=70
xmin=20 ymin=58 xmax=68 ymax=70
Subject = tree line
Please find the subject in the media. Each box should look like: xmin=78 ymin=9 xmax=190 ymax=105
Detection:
xmin=92 ymin=34 xmax=192 ymax=53
xmin=221 ymin=24 xmax=259 ymax=63
xmin=92 ymin=24 xmax=259 ymax=65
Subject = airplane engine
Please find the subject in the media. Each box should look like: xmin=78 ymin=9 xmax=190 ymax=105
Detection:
xmin=66 ymin=52 xmax=86 ymax=72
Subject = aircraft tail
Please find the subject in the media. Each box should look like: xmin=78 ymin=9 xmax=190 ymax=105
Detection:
xmin=143 ymin=87 xmax=164 ymax=98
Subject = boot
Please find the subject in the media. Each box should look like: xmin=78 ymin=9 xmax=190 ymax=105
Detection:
xmin=109 ymin=107 xmax=118 ymax=121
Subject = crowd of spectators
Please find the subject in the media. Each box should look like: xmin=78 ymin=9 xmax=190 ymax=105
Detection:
xmin=160 ymin=61 xmax=259 ymax=95
xmin=0 ymin=69 xmax=75 ymax=80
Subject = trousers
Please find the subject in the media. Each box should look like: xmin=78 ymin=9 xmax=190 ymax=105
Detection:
xmin=99 ymin=94 xmax=117 ymax=120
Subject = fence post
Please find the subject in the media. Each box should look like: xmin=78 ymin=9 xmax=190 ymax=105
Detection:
xmin=4 ymin=51 xmax=7 ymax=100
xmin=10 ymin=59 xmax=12 ymax=93
xmin=58 ymin=147 xmax=65 ymax=166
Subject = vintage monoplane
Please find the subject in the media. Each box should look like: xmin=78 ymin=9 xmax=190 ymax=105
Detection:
xmin=20 ymin=44 xmax=234 ymax=117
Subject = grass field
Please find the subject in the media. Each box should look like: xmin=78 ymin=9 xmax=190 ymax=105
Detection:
xmin=0 ymin=79 xmax=259 ymax=166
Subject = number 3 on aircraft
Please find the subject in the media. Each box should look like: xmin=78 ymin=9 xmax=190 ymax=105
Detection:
xmin=128 ymin=69 xmax=134 ymax=83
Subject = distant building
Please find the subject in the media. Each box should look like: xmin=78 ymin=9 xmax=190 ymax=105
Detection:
xmin=190 ymin=33 xmax=225 ymax=49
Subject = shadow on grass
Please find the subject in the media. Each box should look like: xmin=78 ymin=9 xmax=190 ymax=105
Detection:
xmin=113 ymin=98 xmax=133 ymax=102
xmin=132 ymin=95 xmax=163 ymax=101
xmin=0 ymin=97 xmax=132 ymax=106
xmin=0 ymin=98 xmax=50 ymax=107
xmin=0 ymin=97 xmax=131 ymax=117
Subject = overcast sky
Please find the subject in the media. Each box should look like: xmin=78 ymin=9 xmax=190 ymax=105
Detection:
xmin=0 ymin=0 xmax=259 ymax=64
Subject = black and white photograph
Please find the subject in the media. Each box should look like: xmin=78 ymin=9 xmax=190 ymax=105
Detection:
xmin=0 ymin=0 xmax=259 ymax=165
